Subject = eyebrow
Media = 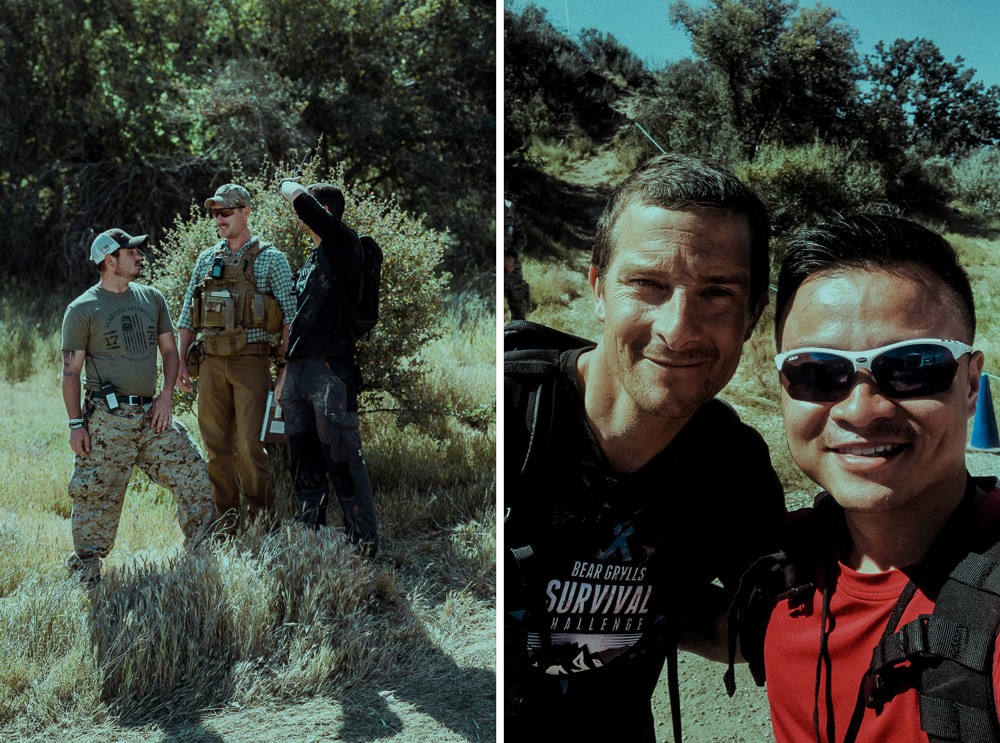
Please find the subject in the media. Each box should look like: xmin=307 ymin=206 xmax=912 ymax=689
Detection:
xmin=622 ymin=260 xmax=749 ymax=287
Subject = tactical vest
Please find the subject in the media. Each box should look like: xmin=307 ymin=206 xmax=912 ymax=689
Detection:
xmin=726 ymin=480 xmax=1000 ymax=743
xmin=191 ymin=240 xmax=283 ymax=356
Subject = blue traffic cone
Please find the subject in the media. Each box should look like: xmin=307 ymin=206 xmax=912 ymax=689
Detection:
xmin=971 ymin=373 xmax=1000 ymax=450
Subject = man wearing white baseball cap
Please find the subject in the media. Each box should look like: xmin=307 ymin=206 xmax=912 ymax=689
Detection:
xmin=60 ymin=228 xmax=215 ymax=585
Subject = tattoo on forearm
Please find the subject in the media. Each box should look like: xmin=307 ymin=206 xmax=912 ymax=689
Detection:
xmin=63 ymin=350 xmax=80 ymax=378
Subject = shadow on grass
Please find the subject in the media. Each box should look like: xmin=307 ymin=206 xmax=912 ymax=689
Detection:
xmin=85 ymin=548 xmax=233 ymax=741
xmin=334 ymin=638 xmax=496 ymax=742
xmin=506 ymin=164 xmax=610 ymax=258
xmin=80 ymin=520 xmax=494 ymax=742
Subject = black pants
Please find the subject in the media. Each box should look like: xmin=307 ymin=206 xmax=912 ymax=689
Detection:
xmin=279 ymin=356 xmax=378 ymax=557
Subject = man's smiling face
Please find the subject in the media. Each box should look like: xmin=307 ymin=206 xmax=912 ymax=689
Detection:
xmin=591 ymin=203 xmax=760 ymax=421
xmin=777 ymin=267 xmax=982 ymax=514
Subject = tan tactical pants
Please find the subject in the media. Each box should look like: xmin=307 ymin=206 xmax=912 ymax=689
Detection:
xmin=67 ymin=400 xmax=215 ymax=578
xmin=197 ymin=352 xmax=273 ymax=527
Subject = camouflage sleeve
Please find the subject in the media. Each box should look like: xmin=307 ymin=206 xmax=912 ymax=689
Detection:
xmin=511 ymin=205 xmax=528 ymax=255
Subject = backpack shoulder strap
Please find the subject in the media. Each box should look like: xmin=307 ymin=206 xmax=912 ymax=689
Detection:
xmin=505 ymin=350 xmax=560 ymax=479
xmin=863 ymin=478 xmax=1000 ymax=743
xmin=854 ymin=540 xmax=1000 ymax=743
xmin=917 ymin=538 xmax=1000 ymax=743
xmin=503 ymin=320 xmax=594 ymax=477
xmin=243 ymin=239 xmax=266 ymax=285
xmin=725 ymin=496 xmax=842 ymax=694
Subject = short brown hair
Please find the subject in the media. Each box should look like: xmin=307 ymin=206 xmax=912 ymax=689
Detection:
xmin=593 ymin=153 xmax=771 ymax=306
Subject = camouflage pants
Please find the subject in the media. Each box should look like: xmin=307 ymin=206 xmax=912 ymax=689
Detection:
xmin=504 ymin=254 xmax=532 ymax=320
xmin=67 ymin=400 xmax=215 ymax=577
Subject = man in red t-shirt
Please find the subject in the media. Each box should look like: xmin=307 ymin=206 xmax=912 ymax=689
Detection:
xmin=761 ymin=214 xmax=1000 ymax=742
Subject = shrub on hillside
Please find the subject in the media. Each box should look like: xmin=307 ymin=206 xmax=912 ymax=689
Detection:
xmin=883 ymin=149 xmax=955 ymax=215
xmin=736 ymin=141 xmax=888 ymax=237
xmin=152 ymin=161 xmax=450 ymax=426
xmin=953 ymin=146 xmax=1000 ymax=213
xmin=579 ymin=29 xmax=656 ymax=92
xmin=638 ymin=58 xmax=741 ymax=167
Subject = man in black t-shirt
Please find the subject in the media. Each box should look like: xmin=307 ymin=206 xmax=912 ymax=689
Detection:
xmin=505 ymin=153 xmax=786 ymax=740
xmin=276 ymin=180 xmax=377 ymax=558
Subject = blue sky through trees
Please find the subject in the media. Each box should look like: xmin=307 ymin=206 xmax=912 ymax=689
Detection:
xmin=510 ymin=0 xmax=1000 ymax=88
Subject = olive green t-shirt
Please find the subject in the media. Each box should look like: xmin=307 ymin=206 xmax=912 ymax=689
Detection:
xmin=61 ymin=282 xmax=173 ymax=397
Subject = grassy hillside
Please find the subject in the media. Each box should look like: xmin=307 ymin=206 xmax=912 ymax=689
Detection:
xmin=505 ymin=143 xmax=1000 ymax=741
xmin=0 ymin=292 xmax=496 ymax=742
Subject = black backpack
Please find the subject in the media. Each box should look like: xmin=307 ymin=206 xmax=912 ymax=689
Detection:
xmin=503 ymin=319 xmax=687 ymax=743
xmin=352 ymin=234 xmax=383 ymax=336
xmin=504 ymin=319 xmax=595 ymax=475
xmin=727 ymin=479 xmax=1000 ymax=743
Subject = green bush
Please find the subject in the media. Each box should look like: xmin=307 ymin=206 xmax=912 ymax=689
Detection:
xmin=0 ymin=282 xmax=65 ymax=383
xmin=736 ymin=141 xmax=888 ymax=237
xmin=153 ymin=161 xmax=450 ymax=425
xmin=883 ymin=149 xmax=955 ymax=214
xmin=953 ymin=147 xmax=1000 ymax=213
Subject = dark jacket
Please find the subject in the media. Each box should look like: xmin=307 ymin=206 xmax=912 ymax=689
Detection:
xmin=286 ymin=192 xmax=363 ymax=359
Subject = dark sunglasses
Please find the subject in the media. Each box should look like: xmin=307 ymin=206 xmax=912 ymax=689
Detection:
xmin=774 ymin=338 xmax=974 ymax=403
xmin=208 ymin=207 xmax=241 ymax=218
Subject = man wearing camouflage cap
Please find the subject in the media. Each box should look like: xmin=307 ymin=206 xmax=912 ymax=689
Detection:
xmin=176 ymin=183 xmax=296 ymax=532
xmin=61 ymin=228 xmax=216 ymax=585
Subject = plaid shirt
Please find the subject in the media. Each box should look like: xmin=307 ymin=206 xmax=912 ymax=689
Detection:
xmin=178 ymin=237 xmax=297 ymax=343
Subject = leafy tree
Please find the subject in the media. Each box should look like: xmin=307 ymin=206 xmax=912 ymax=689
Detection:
xmin=669 ymin=0 xmax=860 ymax=160
xmin=637 ymin=58 xmax=739 ymax=164
xmin=863 ymin=38 xmax=1000 ymax=158
xmin=253 ymin=0 xmax=496 ymax=290
xmin=503 ymin=4 xmax=627 ymax=162
xmin=1 ymin=0 xmax=494 ymax=294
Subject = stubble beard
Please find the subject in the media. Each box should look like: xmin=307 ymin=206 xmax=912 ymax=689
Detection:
xmin=618 ymin=353 xmax=724 ymax=421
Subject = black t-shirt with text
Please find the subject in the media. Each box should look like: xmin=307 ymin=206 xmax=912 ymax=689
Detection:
xmin=505 ymin=347 xmax=785 ymax=741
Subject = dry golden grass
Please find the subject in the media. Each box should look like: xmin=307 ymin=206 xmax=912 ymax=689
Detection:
xmin=0 ymin=294 xmax=496 ymax=742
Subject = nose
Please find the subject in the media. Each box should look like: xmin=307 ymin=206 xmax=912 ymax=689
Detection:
xmin=830 ymin=373 xmax=897 ymax=427
xmin=651 ymin=290 xmax=702 ymax=349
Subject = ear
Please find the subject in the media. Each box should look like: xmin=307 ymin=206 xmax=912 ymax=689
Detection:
xmin=744 ymin=292 xmax=769 ymax=341
xmin=589 ymin=265 xmax=606 ymax=322
xmin=966 ymin=350 xmax=986 ymax=418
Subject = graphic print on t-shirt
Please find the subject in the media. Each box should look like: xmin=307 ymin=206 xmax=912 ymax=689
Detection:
xmin=527 ymin=519 xmax=655 ymax=676
xmin=103 ymin=307 xmax=157 ymax=362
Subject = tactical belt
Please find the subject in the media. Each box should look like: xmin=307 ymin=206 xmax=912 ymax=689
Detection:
xmin=204 ymin=341 xmax=271 ymax=356
xmin=241 ymin=342 xmax=271 ymax=355
xmin=86 ymin=392 xmax=154 ymax=406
